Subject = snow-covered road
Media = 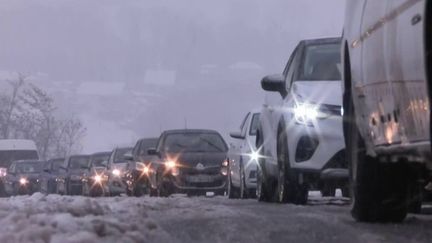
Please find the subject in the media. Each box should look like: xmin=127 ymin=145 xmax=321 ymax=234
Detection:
xmin=0 ymin=193 xmax=431 ymax=243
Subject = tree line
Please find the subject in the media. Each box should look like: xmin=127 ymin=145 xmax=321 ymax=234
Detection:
xmin=0 ymin=74 xmax=86 ymax=159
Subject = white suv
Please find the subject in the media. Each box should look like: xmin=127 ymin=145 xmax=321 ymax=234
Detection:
xmin=256 ymin=37 xmax=348 ymax=204
xmin=227 ymin=110 xmax=260 ymax=199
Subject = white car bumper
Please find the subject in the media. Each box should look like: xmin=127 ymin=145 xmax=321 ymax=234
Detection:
xmin=288 ymin=116 xmax=345 ymax=172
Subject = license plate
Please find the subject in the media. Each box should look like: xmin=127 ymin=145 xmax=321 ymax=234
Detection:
xmin=187 ymin=175 xmax=214 ymax=183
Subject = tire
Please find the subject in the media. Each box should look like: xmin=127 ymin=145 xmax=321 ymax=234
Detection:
xmin=321 ymin=185 xmax=335 ymax=197
xmin=255 ymin=127 xmax=276 ymax=202
xmin=227 ymin=167 xmax=240 ymax=199
xmin=239 ymin=161 xmax=248 ymax=199
xmin=133 ymin=185 xmax=144 ymax=197
xmin=276 ymin=128 xmax=290 ymax=203
xmin=276 ymin=127 xmax=308 ymax=205
xmin=345 ymin=88 xmax=408 ymax=222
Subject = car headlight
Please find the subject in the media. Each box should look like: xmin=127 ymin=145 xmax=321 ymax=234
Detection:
xmin=112 ymin=169 xmax=121 ymax=177
xmin=293 ymin=103 xmax=330 ymax=125
xmin=165 ymin=160 xmax=177 ymax=169
xmin=0 ymin=168 xmax=7 ymax=177
xmin=19 ymin=177 xmax=28 ymax=185
xmin=94 ymin=175 xmax=102 ymax=183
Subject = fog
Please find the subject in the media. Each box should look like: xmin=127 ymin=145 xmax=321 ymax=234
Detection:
xmin=0 ymin=0 xmax=345 ymax=153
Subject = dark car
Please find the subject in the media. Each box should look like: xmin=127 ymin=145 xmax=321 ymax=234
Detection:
xmin=56 ymin=155 xmax=90 ymax=195
xmin=124 ymin=138 xmax=159 ymax=197
xmin=82 ymin=152 xmax=111 ymax=197
xmin=106 ymin=147 xmax=133 ymax=196
xmin=39 ymin=158 xmax=64 ymax=194
xmin=151 ymin=129 xmax=229 ymax=197
xmin=3 ymin=160 xmax=44 ymax=196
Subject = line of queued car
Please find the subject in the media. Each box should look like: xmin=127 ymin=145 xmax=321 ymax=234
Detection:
xmin=0 ymin=129 xmax=230 ymax=198
xmin=0 ymin=2 xmax=430 ymax=225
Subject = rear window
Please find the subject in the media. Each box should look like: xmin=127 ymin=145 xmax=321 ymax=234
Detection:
xmin=296 ymin=43 xmax=341 ymax=81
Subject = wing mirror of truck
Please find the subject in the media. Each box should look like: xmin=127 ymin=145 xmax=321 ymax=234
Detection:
xmin=229 ymin=131 xmax=245 ymax=140
xmin=261 ymin=74 xmax=287 ymax=98
xmin=147 ymin=148 xmax=159 ymax=156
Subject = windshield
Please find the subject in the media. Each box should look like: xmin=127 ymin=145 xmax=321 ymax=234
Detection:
xmin=139 ymin=139 xmax=158 ymax=156
xmin=296 ymin=43 xmax=341 ymax=81
xmin=163 ymin=133 xmax=227 ymax=153
xmin=114 ymin=148 xmax=132 ymax=163
xmin=51 ymin=159 xmax=64 ymax=172
xmin=68 ymin=156 xmax=90 ymax=170
xmin=15 ymin=162 xmax=42 ymax=174
xmin=90 ymin=154 xmax=110 ymax=167
xmin=0 ymin=150 xmax=39 ymax=168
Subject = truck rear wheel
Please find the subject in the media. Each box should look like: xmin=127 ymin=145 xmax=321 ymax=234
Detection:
xmin=346 ymin=91 xmax=408 ymax=222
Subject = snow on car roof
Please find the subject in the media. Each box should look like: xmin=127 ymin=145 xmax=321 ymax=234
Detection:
xmin=0 ymin=139 xmax=38 ymax=151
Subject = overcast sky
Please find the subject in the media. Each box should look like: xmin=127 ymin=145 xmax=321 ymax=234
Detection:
xmin=0 ymin=0 xmax=346 ymax=153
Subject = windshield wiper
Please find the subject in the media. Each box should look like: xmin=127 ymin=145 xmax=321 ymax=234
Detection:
xmin=199 ymin=137 xmax=224 ymax=152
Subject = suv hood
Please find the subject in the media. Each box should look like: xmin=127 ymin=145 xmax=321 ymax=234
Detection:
xmin=292 ymin=81 xmax=342 ymax=106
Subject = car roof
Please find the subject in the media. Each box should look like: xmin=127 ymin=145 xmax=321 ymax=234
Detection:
xmin=13 ymin=159 xmax=44 ymax=164
xmin=0 ymin=139 xmax=38 ymax=151
xmin=301 ymin=37 xmax=341 ymax=46
xmin=250 ymin=108 xmax=261 ymax=114
xmin=138 ymin=137 xmax=159 ymax=142
xmin=90 ymin=152 xmax=111 ymax=157
xmin=162 ymin=129 xmax=220 ymax=135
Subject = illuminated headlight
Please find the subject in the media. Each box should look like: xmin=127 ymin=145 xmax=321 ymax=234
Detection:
xmin=94 ymin=175 xmax=102 ymax=183
xmin=221 ymin=167 xmax=227 ymax=176
xmin=0 ymin=168 xmax=7 ymax=177
xmin=143 ymin=166 xmax=150 ymax=175
xmin=165 ymin=160 xmax=176 ymax=169
xmin=222 ymin=160 xmax=228 ymax=167
xmin=293 ymin=103 xmax=329 ymax=125
xmin=19 ymin=178 xmax=28 ymax=185
xmin=171 ymin=167 xmax=179 ymax=176
xmin=248 ymin=151 xmax=260 ymax=162
xmin=112 ymin=169 xmax=121 ymax=177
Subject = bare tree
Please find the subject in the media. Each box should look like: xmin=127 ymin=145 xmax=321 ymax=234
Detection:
xmin=0 ymin=73 xmax=27 ymax=139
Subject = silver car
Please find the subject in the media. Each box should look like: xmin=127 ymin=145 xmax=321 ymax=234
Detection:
xmin=227 ymin=110 xmax=260 ymax=199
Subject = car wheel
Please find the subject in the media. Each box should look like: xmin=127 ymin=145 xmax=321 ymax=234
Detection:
xmin=227 ymin=167 xmax=239 ymax=199
xmin=321 ymin=184 xmax=335 ymax=197
xmin=346 ymin=89 xmax=408 ymax=222
xmin=239 ymin=160 xmax=248 ymax=199
xmin=256 ymin=128 xmax=275 ymax=202
xmin=133 ymin=185 xmax=144 ymax=197
xmin=276 ymin=128 xmax=291 ymax=203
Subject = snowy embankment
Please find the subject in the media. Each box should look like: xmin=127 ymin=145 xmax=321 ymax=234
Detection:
xmin=0 ymin=193 xmax=431 ymax=243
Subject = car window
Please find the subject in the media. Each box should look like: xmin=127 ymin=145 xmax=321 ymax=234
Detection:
xmin=296 ymin=43 xmax=341 ymax=81
xmin=68 ymin=157 xmax=90 ymax=169
xmin=91 ymin=154 xmax=110 ymax=167
xmin=114 ymin=148 xmax=132 ymax=163
xmin=139 ymin=139 xmax=158 ymax=156
xmin=15 ymin=162 xmax=42 ymax=174
xmin=240 ymin=113 xmax=251 ymax=136
xmin=249 ymin=113 xmax=260 ymax=136
xmin=285 ymin=46 xmax=302 ymax=90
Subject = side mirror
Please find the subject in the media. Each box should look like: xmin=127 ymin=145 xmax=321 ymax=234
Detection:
xmin=147 ymin=148 xmax=159 ymax=156
xmin=229 ymin=131 xmax=245 ymax=140
xmin=123 ymin=152 xmax=134 ymax=161
xmin=261 ymin=74 xmax=287 ymax=97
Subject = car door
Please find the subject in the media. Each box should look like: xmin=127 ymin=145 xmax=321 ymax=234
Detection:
xmin=386 ymin=0 xmax=428 ymax=145
xmin=244 ymin=113 xmax=260 ymax=170
xmin=230 ymin=113 xmax=251 ymax=185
